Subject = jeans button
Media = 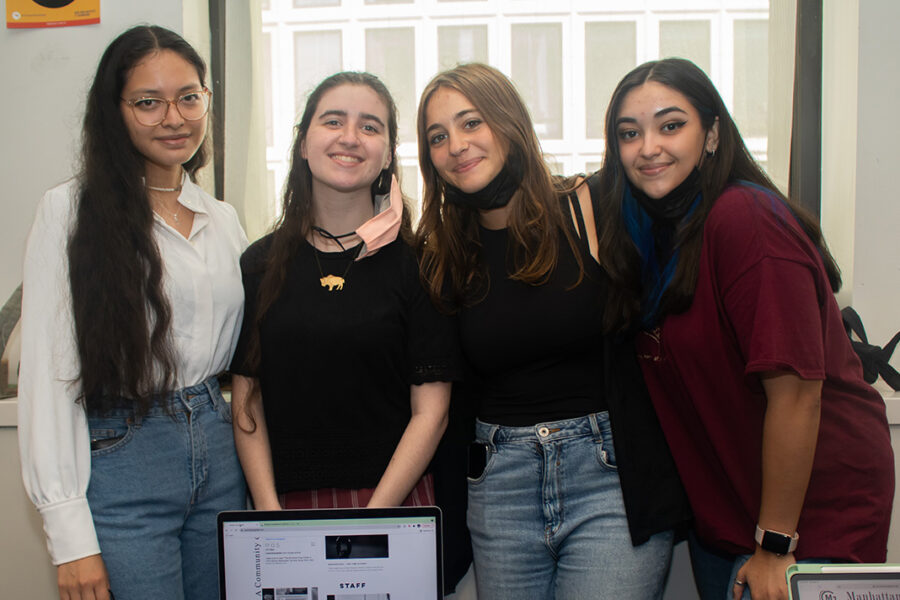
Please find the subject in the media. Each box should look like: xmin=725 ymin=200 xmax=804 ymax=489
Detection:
xmin=538 ymin=426 xmax=550 ymax=437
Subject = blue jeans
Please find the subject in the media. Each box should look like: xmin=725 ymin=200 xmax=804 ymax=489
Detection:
xmin=688 ymin=530 xmax=830 ymax=600
xmin=467 ymin=413 xmax=674 ymax=600
xmin=86 ymin=376 xmax=246 ymax=600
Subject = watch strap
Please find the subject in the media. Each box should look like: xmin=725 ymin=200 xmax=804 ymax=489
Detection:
xmin=755 ymin=525 xmax=799 ymax=555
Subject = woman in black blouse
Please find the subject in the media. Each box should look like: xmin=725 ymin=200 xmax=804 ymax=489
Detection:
xmin=415 ymin=63 xmax=688 ymax=599
xmin=230 ymin=72 xmax=458 ymax=510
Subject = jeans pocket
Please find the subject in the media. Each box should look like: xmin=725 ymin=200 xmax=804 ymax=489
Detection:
xmin=466 ymin=443 xmax=496 ymax=485
xmin=594 ymin=415 xmax=618 ymax=471
xmin=89 ymin=424 xmax=134 ymax=456
xmin=214 ymin=394 xmax=234 ymax=424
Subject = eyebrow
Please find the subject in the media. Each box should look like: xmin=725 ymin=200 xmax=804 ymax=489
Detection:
xmin=318 ymin=109 xmax=385 ymax=127
xmin=128 ymin=84 xmax=203 ymax=97
xmin=425 ymin=108 xmax=478 ymax=134
xmin=616 ymin=105 xmax=688 ymax=127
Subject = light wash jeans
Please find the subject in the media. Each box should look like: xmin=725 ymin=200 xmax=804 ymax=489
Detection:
xmin=86 ymin=376 xmax=246 ymax=600
xmin=467 ymin=412 xmax=674 ymax=600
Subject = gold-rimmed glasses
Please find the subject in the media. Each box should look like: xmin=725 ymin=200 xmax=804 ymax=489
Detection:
xmin=122 ymin=87 xmax=211 ymax=127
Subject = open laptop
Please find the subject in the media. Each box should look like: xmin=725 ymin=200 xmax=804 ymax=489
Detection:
xmin=787 ymin=564 xmax=900 ymax=600
xmin=218 ymin=506 xmax=443 ymax=600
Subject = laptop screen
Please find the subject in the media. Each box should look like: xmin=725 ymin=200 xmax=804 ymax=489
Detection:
xmin=789 ymin=570 xmax=900 ymax=600
xmin=218 ymin=507 xmax=443 ymax=600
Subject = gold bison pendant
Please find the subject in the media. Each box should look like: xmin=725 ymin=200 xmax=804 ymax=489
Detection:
xmin=319 ymin=274 xmax=345 ymax=291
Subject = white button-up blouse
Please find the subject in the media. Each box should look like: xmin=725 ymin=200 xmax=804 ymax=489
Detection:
xmin=18 ymin=177 xmax=248 ymax=565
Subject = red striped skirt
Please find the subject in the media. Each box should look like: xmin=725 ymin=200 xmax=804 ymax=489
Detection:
xmin=279 ymin=473 xmax=435 ymax=509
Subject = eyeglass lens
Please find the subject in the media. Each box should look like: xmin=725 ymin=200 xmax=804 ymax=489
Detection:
xmin=131 ymin=91 xmax=209 ymax=126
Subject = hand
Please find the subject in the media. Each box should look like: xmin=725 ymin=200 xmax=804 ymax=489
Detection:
xmin=57 ymin=554 xmax=111 ymax=600
xmin=732 ymin=548 xmax=795 ymax=600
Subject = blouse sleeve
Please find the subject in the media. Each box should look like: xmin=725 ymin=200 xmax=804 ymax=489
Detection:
xmin=18 ymin=183 xmax=100 ymax=565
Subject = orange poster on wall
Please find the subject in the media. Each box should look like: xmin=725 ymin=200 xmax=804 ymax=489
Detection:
xmin=7 ymin=0 xmax=99 ymax=29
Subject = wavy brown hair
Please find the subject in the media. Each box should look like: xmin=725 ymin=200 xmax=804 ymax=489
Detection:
xmin=68 ymin=25 xmax=210 ymax=414
xmin=415 ymin=63 xmax=582 ymax=310
xmin=594 ymin=58 xmax=840 ymax=332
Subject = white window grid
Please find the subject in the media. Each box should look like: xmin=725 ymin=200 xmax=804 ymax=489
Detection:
xmin=262 ymin=0 xmax=769 ymax=216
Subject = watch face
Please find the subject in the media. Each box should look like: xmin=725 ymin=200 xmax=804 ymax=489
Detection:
xmin=761 ymin=530 xmax=792 ymax=555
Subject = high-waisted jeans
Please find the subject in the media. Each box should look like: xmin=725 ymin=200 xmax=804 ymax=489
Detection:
xmin=467 ymin=412 xmax=674 ymax=600
xmin=86 ymin=376 xmax=246 ymax=600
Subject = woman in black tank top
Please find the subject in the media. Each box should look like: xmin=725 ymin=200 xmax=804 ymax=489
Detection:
xmin=415 ymin=63 xmax=689 ymax=600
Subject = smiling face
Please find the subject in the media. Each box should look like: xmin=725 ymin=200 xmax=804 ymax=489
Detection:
xmin=424 ymin=86 xmax=509 ymax=194
xmin=615 ymin=81 xmax=718 ymax=199
xmin=300 ymin=83 xmax=392 ymax=198
xmin=120 ymin=49 xmax=208 ymax=177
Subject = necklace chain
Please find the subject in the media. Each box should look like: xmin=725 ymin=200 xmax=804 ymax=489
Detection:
xmin=313 ymin=243 xmax=361 ymax=292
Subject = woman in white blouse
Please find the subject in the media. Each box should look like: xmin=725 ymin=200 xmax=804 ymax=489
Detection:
xmin=18 ymin=26 xmax=247 ymax=600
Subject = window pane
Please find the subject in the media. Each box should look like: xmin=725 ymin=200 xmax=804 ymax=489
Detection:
xmin=734 ymin=19 xmax=768 ymax=138
xmin=401 ymin=165 xmax=419 ymax=205
xmin=294 ymin=31 xmax=342 ymax=119
xmin=585 ymin=21 xmax=636 ymax=139
xmin=366 ymin=27 xmax=416 ymax=142
xmin=511 ymin=23 xmax=563 ymax=139
xmin=294 ymin=0 xmax=340 ymax=7
xmin=366 ymin=0 xmax=412 ymax=3
xmin=263 ymin=32 xmax=273 ymax=147
xmin=585 ymin=161 xmax=603 ymax=174
xmin=659 ymin=20 xmax=710 ymax=74
xmin=438 ymin=25 xmax=488 ymax=71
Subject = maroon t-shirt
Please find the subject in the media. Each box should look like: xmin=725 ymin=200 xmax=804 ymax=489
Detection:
xmin=636 ymin=183 xmax=893 ymax=562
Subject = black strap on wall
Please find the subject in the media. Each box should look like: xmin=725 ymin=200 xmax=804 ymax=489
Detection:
xmin=788 ymin=0 xmax=823 ymax=219
xmin=209 ymin=0 xmax=226 ymax=200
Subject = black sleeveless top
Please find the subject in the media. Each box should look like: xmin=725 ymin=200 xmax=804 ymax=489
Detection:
xmin=457 ymin=194 xmax=608 ymax=426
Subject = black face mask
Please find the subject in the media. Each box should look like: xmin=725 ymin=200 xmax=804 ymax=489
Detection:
xmin=443 ymin=157 xmax=524 ymax=210
xmin=629 ymin=167 xmax=702 ymax=222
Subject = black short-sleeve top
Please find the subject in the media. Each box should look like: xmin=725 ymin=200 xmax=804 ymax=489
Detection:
xmin=231 ymin=235 xmax=460 ymax=493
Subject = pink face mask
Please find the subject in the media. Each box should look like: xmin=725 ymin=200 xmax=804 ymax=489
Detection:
xmin=355 ymin=174 xmax=403 ymax=260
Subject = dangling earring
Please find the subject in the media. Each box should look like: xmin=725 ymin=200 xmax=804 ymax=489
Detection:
xmin=374 ymin=168 xmax=391 ymax=195
xmin=706 ymin=148 xmax=716 ymax=158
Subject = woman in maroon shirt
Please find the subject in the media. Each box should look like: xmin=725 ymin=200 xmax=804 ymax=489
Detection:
xmin=593 ymin=57 xmax=893 ymax=600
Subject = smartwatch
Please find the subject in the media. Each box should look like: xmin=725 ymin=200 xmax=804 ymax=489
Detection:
xmin=754 ymin=525 xmax=798 ymax=555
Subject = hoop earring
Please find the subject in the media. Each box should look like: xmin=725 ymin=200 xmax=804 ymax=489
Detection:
xmin=706 ymin=149 xmax=716 ymax=158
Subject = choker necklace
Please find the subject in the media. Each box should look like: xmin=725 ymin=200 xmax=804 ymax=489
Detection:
xmin=313 ymin=243 xmax=362 ymax=292
xmin=146 ymin=183 xmax=182 ymax=193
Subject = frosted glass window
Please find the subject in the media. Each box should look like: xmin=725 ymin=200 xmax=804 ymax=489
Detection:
xmin=401 ymin=165 xmax=419 ymax=205
xmin=546 ymin=160 xmax=563 ymax=175
xmin=366 ymin=27 xmax=416 ymax=143
xmin=294 ymin=0 xmax=340 ymax=7
xmin=659 ymin=20 xmax=711 ymax=75
xmin=365 ymin=0 xmax=412 ymax=3
xmin=438 ymin=25 xmax=488 ymax=71
xmin=511 ymin=23 xmax=563 ymax=139
xmin=585 ymin=161 xmax=603 ymax=174
xmin=261 ymin=0 xmax=270 ymax=9
xmin=734 ymin=19 xmax=768 ymax=138
xmin=585 ymin=21 xmax=636 ymax=139
xmin=264 ymin=32 xmax=273 ymax=147
xmin=294 ymin=31 xmax=342 ymax=119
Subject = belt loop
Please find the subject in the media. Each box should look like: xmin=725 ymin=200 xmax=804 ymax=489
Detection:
xmin=486 ymin=423 xmax=501 ymax=452
xmin=131 ymin=400 xmax=143 ymax=426
xmin=204 ymin=374 xmax=220 ymax=409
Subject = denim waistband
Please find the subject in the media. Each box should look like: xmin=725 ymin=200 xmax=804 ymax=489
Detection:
xmin=475 ymin=411 xmax=610 ymax=446
xmin=88 ymin=375 xmax=223 ymax=421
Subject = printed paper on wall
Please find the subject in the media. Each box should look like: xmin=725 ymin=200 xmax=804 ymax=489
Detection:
xmin=7 ymin=0 xmax=99 ymax=29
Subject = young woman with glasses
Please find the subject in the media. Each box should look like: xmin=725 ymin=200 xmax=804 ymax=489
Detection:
xmin=229 ymin=72 xmax=457 ymax=513
xmin=19 ymin=25 xmax=248 ymax=600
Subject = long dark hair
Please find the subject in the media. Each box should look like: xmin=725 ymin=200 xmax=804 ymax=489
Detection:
xmin=241 ymin=72 xmax=411 ymax=381
xmin=594 ymin=57 xmax=841 ymax=332
xmin=415 ymin=63 xmax=582 ymax=311
xmin=68 ymin=25 xmax=210 ymax=413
